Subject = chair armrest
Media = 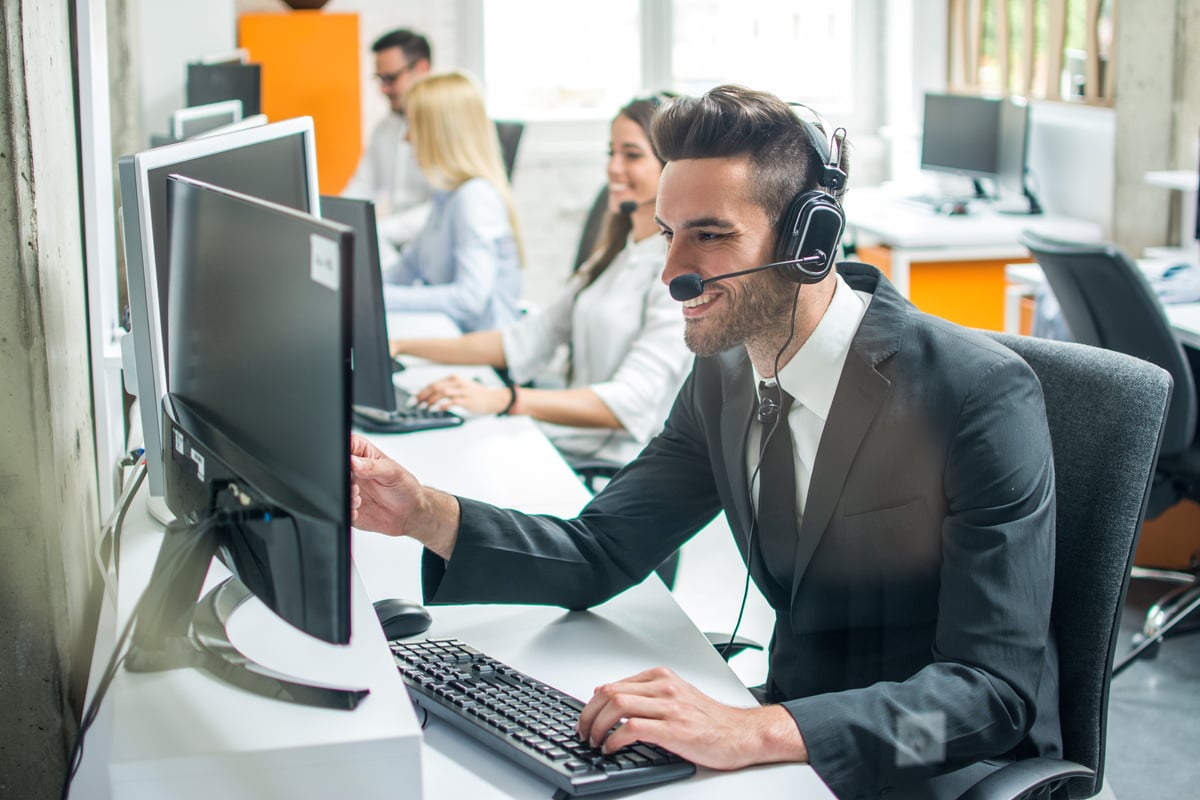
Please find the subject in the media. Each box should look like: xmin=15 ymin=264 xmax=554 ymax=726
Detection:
xmin=956 ymin=757 xmax=1094 ymax=800
xmin=703 ymin=632 xmax=764 ymax=660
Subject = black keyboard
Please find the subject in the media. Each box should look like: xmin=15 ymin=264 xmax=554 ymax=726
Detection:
xmin=352 ymin=403 xmax=463 ymax=434
xmin=389 ymin=638 xmax=695 ymax=797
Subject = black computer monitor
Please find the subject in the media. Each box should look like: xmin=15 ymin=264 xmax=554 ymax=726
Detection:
xmin=187 ymin=60 xmax=262 ymax=117
xmin=126 ymin=175 xmax=363 ymax=709
xmin=319 ymin=196 xmax=398 ymax=414
xmin=920 ymin=92 xmax=1036 ymax=212
xmin=119 ymin=118 xmax=319 ymax=513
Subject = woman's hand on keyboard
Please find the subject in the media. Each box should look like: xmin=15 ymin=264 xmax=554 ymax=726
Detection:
xmin=417 ymin=374 xmax=509 ymax=416
xmin=576 ymin=666 xmax=809 ymax=770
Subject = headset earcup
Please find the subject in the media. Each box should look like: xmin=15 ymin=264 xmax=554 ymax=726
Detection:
xmin=775 ymin=191 xmax=845 ymax=283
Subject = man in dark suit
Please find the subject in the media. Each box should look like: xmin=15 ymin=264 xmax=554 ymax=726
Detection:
xmin=351 ymin=85 xmax=1061 ymax=800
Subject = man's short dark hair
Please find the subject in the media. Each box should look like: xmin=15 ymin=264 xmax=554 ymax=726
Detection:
xmin=650 ymin=85 xmax=848 ymax=233
xmin=372 ymin=29 xmax=432 ymax=65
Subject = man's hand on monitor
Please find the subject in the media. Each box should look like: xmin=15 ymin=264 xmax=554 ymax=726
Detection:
xmin=349 ymin=434 xmax=461 ymax=559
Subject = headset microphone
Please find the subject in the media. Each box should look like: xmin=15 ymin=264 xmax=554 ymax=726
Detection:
xmin=618 ymin=198 xmax=655 ymax=215
xmin=667 ymin=253 xmax=826 ymax=302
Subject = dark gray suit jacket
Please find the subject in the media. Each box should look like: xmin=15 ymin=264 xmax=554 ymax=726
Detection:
xmin=425 ymin=263 xmax=1062 ymax=799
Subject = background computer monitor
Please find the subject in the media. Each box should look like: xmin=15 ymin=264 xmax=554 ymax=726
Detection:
xmin=125 ymin=175 xmax=361 ymax=708
xmin=319 ymin=196 xmax=397 ymax=415
xmin=169 ymin=99 xmax=243 ymax=140
xmin=919 ymin=92 xmax=1031 ymax=206
xmin=119 ymin=117 xmax=320 ymax=509
xmin=187 ymin=60 xmax=262 ymax=117
xmin=191 ymin=114 xmax=269 ymax=139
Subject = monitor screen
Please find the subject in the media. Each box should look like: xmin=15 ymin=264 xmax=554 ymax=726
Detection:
xmin=187 ymin=61 xmax=262 ymax=117
xmin=919 ymin=92 xmax=1029 ymax=200
xmin=163 ymin=175 xmax=353 ymax=644
xmin=118 ymin=117 xmax=319 ymax=501
xmin=319 ymin=196 xmax=397 ymax=415
xmin=170 ymin=99 xmax=243 ymax=140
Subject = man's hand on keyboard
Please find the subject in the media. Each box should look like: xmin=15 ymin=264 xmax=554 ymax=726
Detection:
xmin=417 ymin=374 xmax=508 ymax=415
xmin=576 ymin=666 xmax=809 ymax=771
xmin=349 ymin=433 xmax=461 ymax=559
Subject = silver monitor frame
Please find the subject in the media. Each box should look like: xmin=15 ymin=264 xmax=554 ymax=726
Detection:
xmin=119 ymin=116 xmax=321 ymax=502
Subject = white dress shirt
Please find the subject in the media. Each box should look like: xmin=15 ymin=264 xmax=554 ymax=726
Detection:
xmin=341 ymin=113 xmax=432 ymax=258
xmin=747 ymin=273 xmax=870 ymax=518
xmin=503 ymin=234 xmax=691 ymax=464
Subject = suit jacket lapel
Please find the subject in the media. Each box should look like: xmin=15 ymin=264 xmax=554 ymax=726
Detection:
xmin=719 ymin=350 xmax=756 ymax=547
xmin=789 ymin=263 xmax=906 ymax=607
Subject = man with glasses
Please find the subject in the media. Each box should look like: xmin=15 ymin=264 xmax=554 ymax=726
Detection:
xmin=343 ymin=29 xmax=433 ymax=258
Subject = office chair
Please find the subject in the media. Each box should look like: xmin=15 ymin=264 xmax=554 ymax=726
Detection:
xmin=1019 ymin=231 xmax=1200 ymax=673
xmin=955 ymin=332 xmax=1170 ymax=800
xmin=493 ymin=120 xmax=525 ymax=181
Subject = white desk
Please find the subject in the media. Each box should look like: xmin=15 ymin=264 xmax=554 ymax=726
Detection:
xmin=84 ymin=318 xmax=834 ymax=799
xmin=844 ymin=187 xmax=1104 ymax=331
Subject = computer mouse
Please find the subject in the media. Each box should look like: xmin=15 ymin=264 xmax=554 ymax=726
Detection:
xmin=373 ymin=597 xmax=433 ymax=640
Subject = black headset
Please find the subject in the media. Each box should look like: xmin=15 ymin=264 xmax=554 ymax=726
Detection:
xmin=772 ymin=113 xmax=848 ymax=285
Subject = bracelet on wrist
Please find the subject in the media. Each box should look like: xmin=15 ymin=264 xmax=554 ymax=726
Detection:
xmin=499 ymin=382 xmax=518 ymax=416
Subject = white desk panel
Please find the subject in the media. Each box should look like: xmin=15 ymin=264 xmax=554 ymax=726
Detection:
xmin=104 ymin=492 xmax=423 ymax=800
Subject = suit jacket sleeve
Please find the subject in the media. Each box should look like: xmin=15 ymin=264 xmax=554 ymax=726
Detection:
xmin=422 ymin=362 xmax=721 ymax=607
xmin=787 ymin=353 xmax=1057 ymax=799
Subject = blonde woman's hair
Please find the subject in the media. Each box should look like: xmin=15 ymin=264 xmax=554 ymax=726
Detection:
xmin=406 ymin=71 xmax=525 ymax=265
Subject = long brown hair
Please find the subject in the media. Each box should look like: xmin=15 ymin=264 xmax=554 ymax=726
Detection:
xmin=577 ymin=95 xmax=670 ymax=288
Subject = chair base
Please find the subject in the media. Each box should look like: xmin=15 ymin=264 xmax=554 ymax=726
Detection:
xmin=1113 ymin=572 xmax=1200 ymax=675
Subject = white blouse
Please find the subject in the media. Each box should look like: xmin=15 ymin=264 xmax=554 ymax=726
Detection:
xmin=502 ymin=233 xmax=691 ymax=464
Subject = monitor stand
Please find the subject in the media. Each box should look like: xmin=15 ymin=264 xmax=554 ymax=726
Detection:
xmin=145 ymin=492 xmax=176 ymax=526
xmin=124 ymin=513 xmax=368 ymax=710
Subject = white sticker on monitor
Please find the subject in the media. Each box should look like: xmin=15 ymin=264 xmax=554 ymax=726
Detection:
xmin=190 ymin=448 xmax=206 ymax=482
xmin=310 ymin=233 xmax=339 ymax=291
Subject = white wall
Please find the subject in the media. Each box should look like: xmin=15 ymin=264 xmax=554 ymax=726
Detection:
xmin=135 ymin=0 xmax=237 ymax=145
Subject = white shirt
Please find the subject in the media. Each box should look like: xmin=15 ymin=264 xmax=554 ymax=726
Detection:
xmin=341 ymin=113 xmax=432 ymax=259
xmin=384 ymin=178 xmax=523 ymax=333
xmin=747 ymin=273 xmax=870 ymax=518
xmin=502 ymin=234 xmax=691 ymax=464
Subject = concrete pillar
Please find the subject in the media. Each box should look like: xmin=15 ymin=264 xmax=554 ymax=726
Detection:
xmin=1112 ymin=0 xmax=1200 ymax=253
xmin=0 ymin=0 xmax=102 ymax=795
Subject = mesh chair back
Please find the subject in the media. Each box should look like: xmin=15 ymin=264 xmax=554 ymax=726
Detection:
xmin=986 ymin=333 xmax=1170 ymax=798
xmin=1020 ymin=231 xmax=1196 ymax=457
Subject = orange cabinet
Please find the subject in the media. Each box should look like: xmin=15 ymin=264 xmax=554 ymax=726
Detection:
xmin=239 ymin=11 xmax=362 ymax=195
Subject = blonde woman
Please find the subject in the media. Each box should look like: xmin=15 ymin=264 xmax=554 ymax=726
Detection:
xmin=383 ymin=71 xmax=524 ymax=332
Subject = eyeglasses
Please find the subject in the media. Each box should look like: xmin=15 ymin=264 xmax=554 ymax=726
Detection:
xmin=374 ymin=63 xmax=416 ymax=86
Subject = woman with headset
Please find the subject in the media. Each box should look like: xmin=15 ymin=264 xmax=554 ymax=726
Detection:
xmin=390 ymin=95 xmax=691 ymax=470
xmin=382 ymin=71 xmax=524 ymax=332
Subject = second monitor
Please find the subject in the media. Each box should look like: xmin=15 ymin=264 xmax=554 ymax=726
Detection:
xmin=919 ymin=92 xmax=1039 ymax=214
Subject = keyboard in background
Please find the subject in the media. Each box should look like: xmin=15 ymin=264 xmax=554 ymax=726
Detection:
xmin=389 ymin=637 xmax=695 ymax=797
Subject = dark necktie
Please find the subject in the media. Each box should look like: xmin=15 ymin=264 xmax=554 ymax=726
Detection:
xmin=756 ymin=381 xmax=798 ymax=592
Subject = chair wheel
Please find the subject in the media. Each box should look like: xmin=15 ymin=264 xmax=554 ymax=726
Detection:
xmin=1130 ymin=632 xmax=1163 ymax=660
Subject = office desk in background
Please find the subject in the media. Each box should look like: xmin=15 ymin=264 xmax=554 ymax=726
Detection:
xmin=83 ymin=311 xmax=834 ymax=800
xmin=845 ymin=187 xmax=1103 ymax=331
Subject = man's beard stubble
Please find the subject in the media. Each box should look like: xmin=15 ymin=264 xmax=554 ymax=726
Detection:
xmin=684 ymin=269 xmax=798 ymax=357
